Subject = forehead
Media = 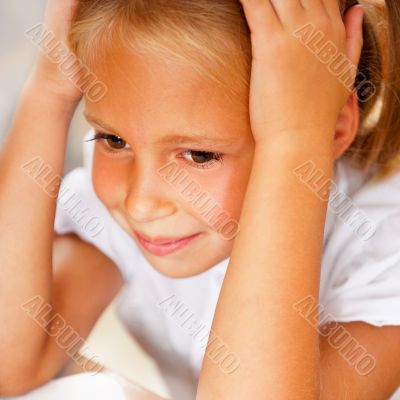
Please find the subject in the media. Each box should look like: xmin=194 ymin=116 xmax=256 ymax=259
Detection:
xmin=84 ymin=43 xmax=250 ymax=144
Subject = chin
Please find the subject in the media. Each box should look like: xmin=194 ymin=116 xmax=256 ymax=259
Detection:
xmin=138 ymin=252 xmax=214 ymax=279
xmin=149 ymin=260 xmax=212 ymax=279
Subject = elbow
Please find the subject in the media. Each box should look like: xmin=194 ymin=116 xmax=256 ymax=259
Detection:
xmin=0 ymin=385 xmax=36 ymax=398
xmin=0 ymin=382 xmax=36 ymax=397
xmin=0 ymin=367 xmax=49 ymax=397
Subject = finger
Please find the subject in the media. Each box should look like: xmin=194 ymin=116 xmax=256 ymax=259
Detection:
xmin=321 ymin=0 xmax=342 ymax=21
xmin=44 ymin=0 xmax=79 ymax=39
xmin=300 ymin=0 xmax=325 ymax=13
xmin=269 ymin=0 xmax=304 ymax=26
xmin=239 ymin=0 xmax=282 ymax=33
xmin=343 ymin=4 xmax=364 ymax=66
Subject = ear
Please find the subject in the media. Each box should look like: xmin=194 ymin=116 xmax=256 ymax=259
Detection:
xmin=333 ymin=91 xmax=360 ymax=160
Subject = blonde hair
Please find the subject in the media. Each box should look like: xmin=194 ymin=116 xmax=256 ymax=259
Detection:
xmin=68 ymin=0 xmax=400 ymax=178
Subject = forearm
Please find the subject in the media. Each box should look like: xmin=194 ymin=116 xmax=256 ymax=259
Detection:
xmin=197 ymin=136 xmax=334 ymax=399
xmin=0 ymin=74 xmax=77 ymax=384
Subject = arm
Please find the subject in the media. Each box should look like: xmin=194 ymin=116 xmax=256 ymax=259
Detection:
xmin=0 ymin=73 xmax=76 ymax=394
xmin=196 ymin=142 xmax=400 ymax=399
xmin=197 ymin=1 xmax=365 ymax=398
xmin=197 ymin=137 xmax=332 ymax=399
xmin=319 ymin=322 xmax=400 ymax=399
xmin=0 ymin=0 xmax=123 ymax=394
xmin=34 ymin=234 xmax=123 ymax=389
xmin=0 ymin=95 xmax=124 ymax=394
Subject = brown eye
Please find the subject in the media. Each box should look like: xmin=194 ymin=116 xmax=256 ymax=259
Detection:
xmin=86 ymin=132 xmax=131 ymax=152
xmin=106 ymin=135 xmax=127 ymax=150
xmin=191 ymin=151 xmax=215 ymax=164
xmin=180 ymin=150 xmax=224 ymax=169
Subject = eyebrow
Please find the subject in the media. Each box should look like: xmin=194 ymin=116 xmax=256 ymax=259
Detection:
xmin=84 ymin=113 xmax=237 ymax=147
xmin=84 ymin=114 xmax=119 ymax=135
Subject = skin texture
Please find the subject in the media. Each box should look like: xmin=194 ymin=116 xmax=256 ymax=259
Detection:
xmin=82 ymin=2 xmax=399 ymax=398
xmin=2 ymin=0 xmax=400 ymax=398
xmin=84 ymin=44 xmax=255 ymax=278
xmin=196 ymin=1 xmax=400 ymax=399
xmin=83 ymin=38 xmax=359 ymax=279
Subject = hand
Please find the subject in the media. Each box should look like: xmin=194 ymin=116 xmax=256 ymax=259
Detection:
xmin=239 ymin=0 xmax=364 ymax=146
xmin=28 ymin=0 xmax=82 ymax=104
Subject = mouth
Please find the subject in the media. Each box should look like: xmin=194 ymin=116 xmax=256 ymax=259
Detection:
xmin=133 ymin=230 xmax=203 ymax=256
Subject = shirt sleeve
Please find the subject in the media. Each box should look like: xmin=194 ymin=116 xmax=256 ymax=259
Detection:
xmin=320 ymin=210 xmax=400 ymax=327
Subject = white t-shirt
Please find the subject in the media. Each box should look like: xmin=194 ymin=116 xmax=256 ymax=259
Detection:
xmin=54 ymin=130 xmax=400 ymax=400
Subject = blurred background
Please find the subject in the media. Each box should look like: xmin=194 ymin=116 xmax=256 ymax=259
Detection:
xmin=0 ymin=1 xmax=170 ymax=398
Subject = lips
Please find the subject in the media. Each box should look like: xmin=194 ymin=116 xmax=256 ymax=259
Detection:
xmin=134 ymin=231 xmax=195 ymax=244
xmin=133 ymin=230 xmax=202 ymax=256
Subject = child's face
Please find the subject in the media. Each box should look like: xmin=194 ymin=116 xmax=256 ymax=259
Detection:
xmin=84 ymin=43 xmax=255 ymax=278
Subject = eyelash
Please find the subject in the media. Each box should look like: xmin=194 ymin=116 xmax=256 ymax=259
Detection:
xmin=85 ymin=132 xmax=224 ymax=170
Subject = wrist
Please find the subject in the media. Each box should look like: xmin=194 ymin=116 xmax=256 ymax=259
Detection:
xmin=253 ymin=133 xmax=335 ymax=184
xmin=23 ymin=75 xmax=80 ymax=120
xmin=254 ymin=128 xmax=335 ymax=161
xmin=25 ymin=67 xmax=82 ymax=112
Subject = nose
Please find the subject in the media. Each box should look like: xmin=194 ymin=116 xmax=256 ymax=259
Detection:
xmin=124 ymin=167 xmax=177 ymax=223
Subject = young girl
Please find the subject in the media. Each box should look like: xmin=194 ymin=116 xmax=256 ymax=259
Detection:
xmin=1 ymin=0 xmax=400 ymax=399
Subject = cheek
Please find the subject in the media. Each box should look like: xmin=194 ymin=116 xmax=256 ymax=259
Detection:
xmin=91 ymin=151 xmax=128 ymax=208
xmin=218 ymin=157 xmax=254 ymax=221
xmin=218 ymin=170 xmax=250 ymax=221
xmin=194 ymin=164 xmax=251 ymax=223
